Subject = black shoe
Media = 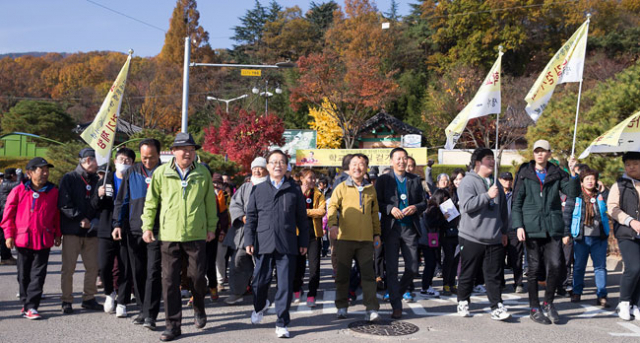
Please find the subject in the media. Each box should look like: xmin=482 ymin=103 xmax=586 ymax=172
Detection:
xmin=81 ymin=298 xmax=102 ymax=311
xmin=194 ymin=312 xmax=207 ymax=329
xmin=160 ymin=329 xmax=181 ymax=342
xmin=556 ymin=288 xmax=567 ymax=297
xmin=143 ymin=318 xmax=157 ymax=331
xmin=530 ymin=308 xmax=551 ymax=325
xmin=61 ymin=302 xmax=73 ymax=314
xmin=542 ymin=303 xmax=560 ymax=324
xmin=132 ymin=314 xmax=145 ymax=325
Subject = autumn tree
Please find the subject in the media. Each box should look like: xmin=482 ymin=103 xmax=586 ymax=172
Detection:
xmin=290 ymin=52 xmax=398 ymax=148
xmin=261 ymin=7 xmax=321 ymax=62
xmin=202 ymin=109 xmax=285 ymax=170
xmin=158 ymin=0 xmax=211 ymax=65
xmin=308 ymin=98 xmax=343 ymax=148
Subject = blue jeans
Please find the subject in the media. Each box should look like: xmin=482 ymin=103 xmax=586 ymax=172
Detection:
xmin=572 ymin=236 xmax=608 ymax=297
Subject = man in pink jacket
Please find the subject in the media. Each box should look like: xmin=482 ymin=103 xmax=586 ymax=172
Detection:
xmin=1 ymin=157 xmax=61 ymax=320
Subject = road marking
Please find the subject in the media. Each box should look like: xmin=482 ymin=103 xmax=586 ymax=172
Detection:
xmin=579 ymin=304 xmax=616 ymax=318
xmin=408 ymin=302 xmax=428 ymax=315
xmin=322 ymin=291 xmax=337 ymax=314
xmin=610 ymin=322 xmax=640 ymax=337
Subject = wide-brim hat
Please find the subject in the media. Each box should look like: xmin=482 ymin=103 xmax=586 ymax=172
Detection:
xmin=171 ymin=132 xmax=201 ymax=150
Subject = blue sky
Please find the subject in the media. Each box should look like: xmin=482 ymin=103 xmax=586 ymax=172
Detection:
xmin=0 ymin=0 xmax=412 ymax=57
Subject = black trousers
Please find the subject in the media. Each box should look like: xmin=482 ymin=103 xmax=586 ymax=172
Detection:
xmin=525 ymin=237 xmax=564 ymax=308
xmin=619 ymin=239 xmax=640 ymax=306
xmin=0 ymin=229 xmax=13 ymax=260
xmin=16 ymin=247 xmax=50 ymax=311
xmin=161 ymin=240 xmax=207 ymax=331
xmin=253 ymin=251 xmax=296 ymax=328
xmin=384 ymin=225 xmax=419 ymax=310
xmin=441 ymin=236 xmax=459 ymax=288
xmin=420 ymin=245 xmax=437 ymax=290
xmin=560 ymin=237 xmax=574 ymax=289
xmin=293 ymin=236 xmax=322 ymax=297
xmin=505 ymin=231 xmax=524 ymax=287
xmin=98 ymin=237 xmax=131 ymax=304
xmin=206 ymin=238 xmax=218 ymax=289
xmin=128 ymin=234 xmax=162 ymax=320
xmin=374 ymin=244 xmax=385 ymax=285
xmin=457 ymin=237 xmax=504 ymax=309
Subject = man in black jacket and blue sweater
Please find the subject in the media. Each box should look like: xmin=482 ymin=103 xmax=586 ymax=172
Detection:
xmin=375 ymin=147 xmax=427 ymax=319
xmin=456 ymin=148 xmax=510 ymax=321
xmin=244 ymin=150 xmax=310 ymax=339
xmin=112 ymin=139 xmax=163 ymax=330
xmin=512 ymin=140 xmax=578 ymax=325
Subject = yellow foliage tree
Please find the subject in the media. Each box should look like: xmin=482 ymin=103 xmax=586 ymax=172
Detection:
xmin=308 ymin=98 xmax=344 ymax=149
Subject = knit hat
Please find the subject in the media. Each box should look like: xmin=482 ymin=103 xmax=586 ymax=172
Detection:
xmin=251 ymin=157 xmax=267 ymax=169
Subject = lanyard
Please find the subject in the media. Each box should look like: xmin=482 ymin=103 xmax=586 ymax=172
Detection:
xmin=356 ymin=185 xmax=365 ymax=214
xmin=304 ymin=189 xmax=314 ymax=209
xmin=141 ymin=167 xmax=152 ymax=189
xmin=80 ymin=175 xmax=92 ymax=198
xmin=29 ymin=183 xmax=49 ymax=212
xmin=176 ymin=167 xmax=189 ymax=198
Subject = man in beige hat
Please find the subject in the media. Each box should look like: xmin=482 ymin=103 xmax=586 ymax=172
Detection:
xmin=512 ymin=140 xmax=578 ymax=325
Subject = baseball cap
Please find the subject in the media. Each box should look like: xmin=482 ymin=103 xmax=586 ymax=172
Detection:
xmin=26 ymin=157 xmax=54 ymax=170
xmin=532 ymin=140 xmax=551 ymax=151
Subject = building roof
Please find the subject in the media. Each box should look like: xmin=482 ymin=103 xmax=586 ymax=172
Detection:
xmin=357 ymin=112 xmax=423 ymax=136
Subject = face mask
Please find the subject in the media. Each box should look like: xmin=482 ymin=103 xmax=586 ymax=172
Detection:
xmin=115 ymin=163 xmax=131 ymax=174
xmin=251 ymin=176 xmax=268 ymax=185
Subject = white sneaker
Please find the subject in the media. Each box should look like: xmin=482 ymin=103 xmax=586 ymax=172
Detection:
xmin=473 ymin=285 xmax=486 ymax=294
xmin=491 ymin=303 xmax=511 ymax=321
xmin=457 ymin=300 xmax=471 ymax=317
xmin=336 ymin=307 xmax=348 ymax=319
xmin=618 ymin=301 xmax=632 ymax=321
xmin=420 ymin=286 xmax=440 ymax=297
xmin=275 ymin=326 xmax=290 ymax=338
xmin=115 ymin=304 xmax=127 ymax=318
xmin=104 ymin=292 xmax=116 ymax=313
xmin=251 ymin=299 xmax=270 ymax=324
xmin=365 ymin=310 xmax=380 ymax=322
xmin=632 ymin=305 xmax=640 ymax=320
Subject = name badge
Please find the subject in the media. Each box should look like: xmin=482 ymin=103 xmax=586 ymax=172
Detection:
xmin=181 ymin=180 xmax=188 ymax=188
xmin=33 ymin=193 xmax=40 ymax=199
xmin=357 ymin=186 xmax=364 ymax=192
xmin=86 ymin=185 xmax=92 ymax=191
xmin=145 ymin=177 xmax=151 ymax=184
xmin=306 ymin=198 xmax=312 ymax=204
xmin=400 ymin=194 xmax=407 ymax=201
xmin=590 ymin=198 xmax=596 ymax=204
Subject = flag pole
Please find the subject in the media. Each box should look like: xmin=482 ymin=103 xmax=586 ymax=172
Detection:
xmin=102 ymin=48 xmax=134 ymax=188
xmin=494 ymin=46 xmax=503 ymax=185
xmin=570 ymin=14 xmax=591 ymax=157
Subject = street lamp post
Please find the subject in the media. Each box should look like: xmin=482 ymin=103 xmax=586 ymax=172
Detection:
xmin=206 ymin=94 xmax=248 ymax=113
xmin=182 ymin=36 xmax=295 ymax=129
xmin=252 ymin=80 xmax=282 ymax=116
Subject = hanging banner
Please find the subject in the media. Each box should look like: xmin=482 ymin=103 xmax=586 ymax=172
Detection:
xmin=272 ymin=130 xmax=317 ymax=160
xmin=296 ymin=148 xmax=428 ymax=167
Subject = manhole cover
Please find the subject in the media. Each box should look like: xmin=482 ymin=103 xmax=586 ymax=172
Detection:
xmin=348 ymin=320 xmax=420 ymax=336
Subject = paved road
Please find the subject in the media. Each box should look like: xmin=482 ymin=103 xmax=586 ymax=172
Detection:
xmin=1 ymin=247 xmax=639 ymax=343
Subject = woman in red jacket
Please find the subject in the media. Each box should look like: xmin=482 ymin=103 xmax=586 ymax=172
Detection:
xmin=1 ymin=157 xmax=61 ymax=320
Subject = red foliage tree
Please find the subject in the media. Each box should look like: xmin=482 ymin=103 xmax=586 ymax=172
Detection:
xmin=203 ymin=109 xmax=285 ymax=171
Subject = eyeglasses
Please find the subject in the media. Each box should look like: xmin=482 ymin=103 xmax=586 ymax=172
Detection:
xmin=268 ymin=161 xmax=287 ymax=166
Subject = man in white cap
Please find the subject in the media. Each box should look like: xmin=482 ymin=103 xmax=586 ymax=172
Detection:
xmin=512 ymin=139 xmax=578 ymax=325
xmin=224 ymin=156 xmax=269 ymax=305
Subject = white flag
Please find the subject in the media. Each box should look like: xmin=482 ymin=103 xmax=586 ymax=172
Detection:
xmin=525 ymin=19 xmax=590 ymax=122
xmin=444 ymin=51 xmax=502 ymax=150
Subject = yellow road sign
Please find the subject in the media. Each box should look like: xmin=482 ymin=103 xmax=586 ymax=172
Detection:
xmin=241 ymin=69 xmax=261 ymax=77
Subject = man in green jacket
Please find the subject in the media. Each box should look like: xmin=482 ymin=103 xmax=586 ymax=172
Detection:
xmin=141 ymin=132 xmax=218 ymax=342
xmin=512 ymin=140 xmax=578 ymax=325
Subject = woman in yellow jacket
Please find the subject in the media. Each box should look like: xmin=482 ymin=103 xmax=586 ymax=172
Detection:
xmin=292 ymin=168 xmax=326 ymax=307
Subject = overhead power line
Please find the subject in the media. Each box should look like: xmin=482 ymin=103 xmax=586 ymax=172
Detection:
xmin=85 ymin=0 xmax=166 ymax=33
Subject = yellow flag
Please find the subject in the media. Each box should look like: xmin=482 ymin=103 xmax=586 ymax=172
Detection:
xmin=81 ymin=52 xmax=132 ymax=165
xmin=525 ymin=19 xmax=590 ymax=122
xmin=579 ymin=110 xmax=640 ymax=158
xmin=445 ymin=50 xmax=502 ymax=150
